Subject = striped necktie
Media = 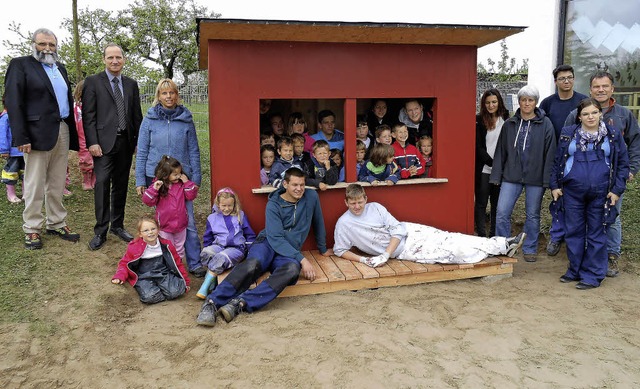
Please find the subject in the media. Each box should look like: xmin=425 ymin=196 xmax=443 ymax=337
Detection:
xmin=111 ymin=77 xmax=127 ymax=133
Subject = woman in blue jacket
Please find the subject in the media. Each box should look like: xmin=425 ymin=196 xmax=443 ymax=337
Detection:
xmin=550 ymin=98 xmax=629 ymax=289
xmin=135 ymin=79 xmax=203 ymax=276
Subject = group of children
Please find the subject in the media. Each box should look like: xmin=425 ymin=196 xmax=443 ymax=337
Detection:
xmin=113 ymin=155 xmax=257 ymax=305
xmin=259 ymin=111 xmax=434 ymax=189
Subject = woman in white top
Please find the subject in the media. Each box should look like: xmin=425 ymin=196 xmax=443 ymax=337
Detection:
xmin=474 ymin=89 xmax=510 ymax=237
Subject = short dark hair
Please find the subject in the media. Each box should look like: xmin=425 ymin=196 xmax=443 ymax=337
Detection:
xmin=318 ymin=109 xmax=335 ymax=123
xmin=553 ymin=64 xmax=574 ymax=79
xmin=356 ymin=114 xmax=368 ymax=126
xmin=375 ymin=124 xmax=392 ymax=139
xmin=260 ymin=144 xmax=276 ymax=167
xmin=590 ymin=71 xmax=614 ymax=86
xmin=284 ymin=167 xmax=305 ymax=182
xmin=103 ymin=43 xmax=124 ymax=58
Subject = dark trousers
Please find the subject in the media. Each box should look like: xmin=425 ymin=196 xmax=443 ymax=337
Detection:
xmin=208 ymin=239 xmax=301 ymax=312
xmin=474 ymin=173 xmax=500 ymax=237
xmin=563 ymin=149 xmax=609 ymax=287
xmin=93 ymin=136 xmax=133 ymax=236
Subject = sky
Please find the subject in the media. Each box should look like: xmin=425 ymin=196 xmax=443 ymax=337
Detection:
xmin=0 ymin=0 xmax=557 ymax=93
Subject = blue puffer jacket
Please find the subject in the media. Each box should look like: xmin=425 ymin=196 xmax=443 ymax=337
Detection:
xmin=135 ymin=105 xmax=201 ymax=187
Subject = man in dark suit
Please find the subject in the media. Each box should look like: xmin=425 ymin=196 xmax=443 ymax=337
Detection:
xmin=83 ymin=43 xmax=143 ymax=250
xmin=4 ymin=28 xmax=80 ymax=250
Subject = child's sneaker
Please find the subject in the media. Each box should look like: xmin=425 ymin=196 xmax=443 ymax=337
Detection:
xmin=63 ymin=188 xmax=73 ymax=197
xmin=25 ymin=233 xmax=43 ymax=250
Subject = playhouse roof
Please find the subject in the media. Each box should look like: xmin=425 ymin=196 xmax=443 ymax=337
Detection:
xmin=197 ymin=18 xmax=526 ymax=69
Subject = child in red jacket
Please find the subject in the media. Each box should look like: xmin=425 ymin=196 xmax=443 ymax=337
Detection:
xmin=142 ymin=156 xmax=199 ymax=260
xmin=112 ymin=216 xmax=190 ymax=304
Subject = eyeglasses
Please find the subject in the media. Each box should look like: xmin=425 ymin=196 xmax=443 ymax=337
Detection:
xmin=556 ymin=76 xmax=574 ymax=83
xmin=35 ymin=42 xmax=56 ymax=49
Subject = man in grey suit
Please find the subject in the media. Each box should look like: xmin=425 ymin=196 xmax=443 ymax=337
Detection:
xmin=83 ymin=43 xmax=143 ymax=250
xmin=4 ymin=28 xmax=80 ymax=250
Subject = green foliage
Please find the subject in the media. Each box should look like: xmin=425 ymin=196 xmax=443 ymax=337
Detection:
xmin=118 ymin=0 xmax=219 ymax=80
xmin=478 ymin=39 xmax=529 ymax=82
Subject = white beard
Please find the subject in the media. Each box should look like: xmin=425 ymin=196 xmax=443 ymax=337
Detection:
xmin=32 ymin=48 xmax=58 ymax=65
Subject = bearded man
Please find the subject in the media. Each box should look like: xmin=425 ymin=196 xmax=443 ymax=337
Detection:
xmin=4 ymin=28 xmax=80 ymax=250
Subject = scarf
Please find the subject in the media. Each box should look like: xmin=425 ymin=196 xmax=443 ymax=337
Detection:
xmin=154 ymin=104 xmax=184 ymax=121
xmin=576 ymin=121 xmax=607 ymax=151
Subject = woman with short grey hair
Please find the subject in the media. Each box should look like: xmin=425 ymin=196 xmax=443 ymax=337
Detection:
xmin=489 ymin=85 xmax=556 ymax=262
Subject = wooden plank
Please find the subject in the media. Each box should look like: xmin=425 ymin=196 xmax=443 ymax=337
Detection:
xmin=305 ymin=251 xmax=329 ymax=284
xmin=472 ymin=257 xmax=502 ymax=268
xmin=331 ymin=257 xmax=363 ymax=281
xmin=375 ymin=262 xmax=397 ymax=277
xmin=423 ymin=263 xmax=444 ymax=272
xmin=278 ymin=262 xmax=514 ymax=297
xmin=386 ymin=259 xmax=412 ymax=276
xmin=500 ymin=256 xmax=518 ymax=264
xmin=440 ymin=264 xmax=461 ymax=271
xmin=352 ymin=261 xmax=380 ymax=279
xmin=401 ymin=260 xmax=429 ymax=274
xmin=310 ymin=250 xmax=345 ymax=282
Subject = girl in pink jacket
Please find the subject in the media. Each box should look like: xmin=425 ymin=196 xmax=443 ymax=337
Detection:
xmin=143 ymin=156 xmax=198 ymax=260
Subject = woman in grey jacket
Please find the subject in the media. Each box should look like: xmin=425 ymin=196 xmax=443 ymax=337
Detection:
xmin=489 ymin=85 xmax=556 ymax=262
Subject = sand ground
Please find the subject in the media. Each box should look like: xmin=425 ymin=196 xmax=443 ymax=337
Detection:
xmin=2 ymin=247 xmax=639 ymax=389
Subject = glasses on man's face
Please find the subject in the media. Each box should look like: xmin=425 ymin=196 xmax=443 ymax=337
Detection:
xmin=35 ymin=42 xmax=56 ymax=49
xmin=556 ymin=76 xmax=574 ymax=83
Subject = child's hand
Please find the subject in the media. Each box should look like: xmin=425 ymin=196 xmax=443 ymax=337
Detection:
xmin=112 ymin=279 xmax=124 ymax=285
xmin=323 ymin=160 xmax=331 ymax=169
xmin=153 ymin=180 xmax=163 ymax=190
xmin=318 ymin=182 xmax=328 ymax=191
xmin=185 ymin=286 xmax=190 ymax=293
xmin=385 ymin=180 xmax=395 ymax=186
xmin=371 ymin=180 xmax=380 ymax=186
xmin=180 ymin=173 xmax=188 ymax=183
xmin=409 ymin=166 xmax=418 ymax=176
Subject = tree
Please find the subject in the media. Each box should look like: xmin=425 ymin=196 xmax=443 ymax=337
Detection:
xmin=59 ymin=7 xmax=160 ymax=83
xmin=477 ymin=39 xmax=528 ymax=82
xmin=118 ymin=0 xmax=219 ymax=81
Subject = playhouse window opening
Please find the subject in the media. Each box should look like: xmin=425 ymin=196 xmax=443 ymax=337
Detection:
xmin=258 ymin=97 xmax=436 ymax=188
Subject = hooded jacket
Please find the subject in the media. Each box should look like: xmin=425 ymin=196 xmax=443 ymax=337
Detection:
xmin=203 ymin=205 xmax=256 ymax=250
xmin=0 ymin=111 xmax=23 ymax=157
xmin=490 ymin=107 xmax=556 ymax=187
xmin=258 ymin=186 xmax=327 ymax=261
xmin=135 ymin=105 xmax=202 ymax=187
xmin=112 ymin=237 xmax=190 ymax=287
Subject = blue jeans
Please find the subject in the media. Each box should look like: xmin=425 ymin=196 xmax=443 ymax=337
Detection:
xmin=606 ymin=193 xmax=623 ymax=257
xmin=145 ymin=176 xmax=201 ymax=271
xmin=208 ymin=239 xmax=301 ymax=312
xmin=495 ymin=182 xmax=545 ymax=255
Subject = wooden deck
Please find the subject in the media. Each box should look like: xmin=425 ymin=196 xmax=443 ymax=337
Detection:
xmin=218 ymin=251 xmax=517 ymax=297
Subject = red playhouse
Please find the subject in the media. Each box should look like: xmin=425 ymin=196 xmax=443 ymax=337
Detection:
xmin=196 ymin=19 xmax=523 ymax=249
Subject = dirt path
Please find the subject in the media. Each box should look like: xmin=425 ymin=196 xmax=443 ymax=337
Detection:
xmin=2 ymin=249 xmax=640 ymax=388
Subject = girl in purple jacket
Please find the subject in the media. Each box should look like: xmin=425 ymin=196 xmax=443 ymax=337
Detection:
xmin=143 ymin=156 xmax=199 ymax=261
xmin=197 ymin=187 xmax=256 ymax=299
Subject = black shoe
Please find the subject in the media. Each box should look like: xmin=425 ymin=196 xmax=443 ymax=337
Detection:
xmin=46 ymin=226 xmax=80 ymax=242
xmin=219 ymin=298 xmax=246 ymax=323
xmin=190 ymin=266 xmax=207 ymax=278
xmin=559 ymin=275 xmax=578 ymax=283
xmin=505 ymin=232 xmax=526 ymax=257
xmin=89 ymin=234 xmax=107 ymax=250
xmin=546 ymin=240 xmax=561 ymax=256
xmin=576 ymin=282 xmax=598 ymax=290
xmin=110 ymin=227 xmax=133 ymax=242
xmin=523 ymin=254 xmax=537 ymax=263
xmin=196 ymin=300 xmax=218 ymax=327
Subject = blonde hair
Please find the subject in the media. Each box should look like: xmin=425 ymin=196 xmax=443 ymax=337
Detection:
xmin=152 ymin=78 xmax=181 ymax=106
xmin=345 ymin=183 xmax=366 ymax=200
xmin=214 ymin=187 xmax=243 ymax=222
xmin=136 ymin=215 xmax=159 ymax=241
